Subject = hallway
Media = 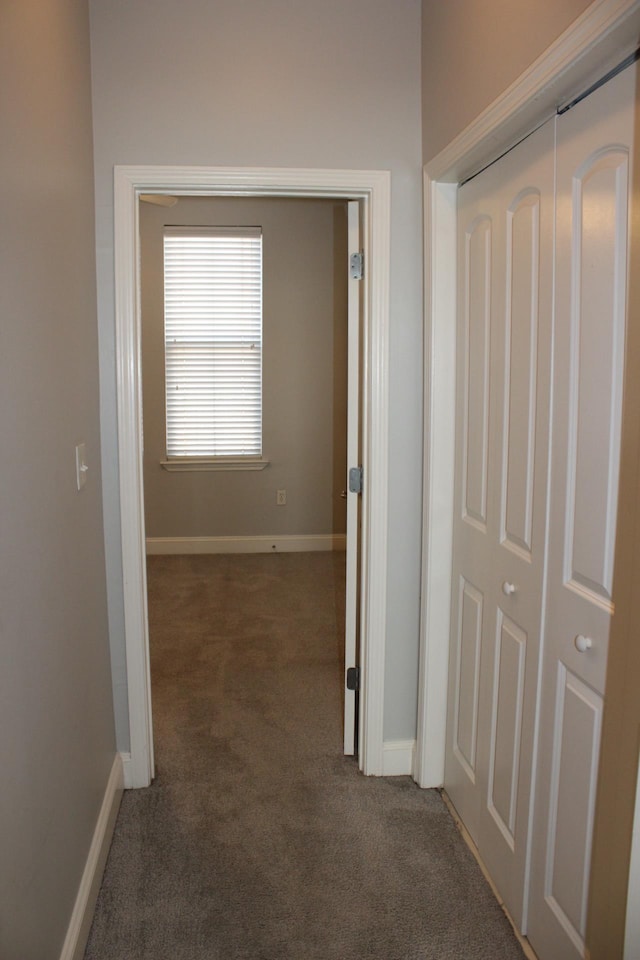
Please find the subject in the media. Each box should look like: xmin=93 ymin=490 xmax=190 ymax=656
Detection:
xmin=84 ymin=553 xmax=524 ymax=959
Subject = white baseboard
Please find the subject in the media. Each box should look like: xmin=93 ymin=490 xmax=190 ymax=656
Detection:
xmin=382 ymin=739 xmax=416 ymax=776
xmin=59 ymin=753 xmax=123 ymax=960
xmin=120 ymin=751 xmax=134 ymax=789
xmin=146 ymin=534 xmax=347 ymax=555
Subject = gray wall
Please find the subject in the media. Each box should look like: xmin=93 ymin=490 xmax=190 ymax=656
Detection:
xmin=141 ymin=197 xmax=348 ymax=540
xmin=0 ymin=2 xmax=116 ymax=957
xmin=421 ymin=0 xmax=594 ymax=161
xmin=89 ymin=0 xmax=424 ymax=748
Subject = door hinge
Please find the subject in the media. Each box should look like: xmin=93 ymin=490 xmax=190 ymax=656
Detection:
xmin=348 ymin=466 xmax=363 ymax=494
xmin=350 ymin=251 xmax=364 ymax=280
xmin=346 ymin=666 xmax=360 ymax=691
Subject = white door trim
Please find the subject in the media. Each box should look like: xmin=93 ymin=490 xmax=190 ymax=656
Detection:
xmin=113 ymin=165 xmax=390 ymax=787
xmin=415 ymin=0 xmax=640 ymax=789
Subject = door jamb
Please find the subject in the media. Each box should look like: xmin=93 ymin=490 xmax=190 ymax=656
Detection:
xmin=415 ymin=0 xmax=640 ymax=788
xmin=113 ymin=166 xmax=391 ymax=788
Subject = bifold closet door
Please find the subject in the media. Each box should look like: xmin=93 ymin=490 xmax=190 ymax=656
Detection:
xmin=527 ymin=62 xmax=636 ymax=960
xmin=444 ymin=118 xmax=555 ymax=930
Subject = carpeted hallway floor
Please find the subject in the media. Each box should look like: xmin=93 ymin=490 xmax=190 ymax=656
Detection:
xmin=84 ymin=552 xmax=525 ymax=959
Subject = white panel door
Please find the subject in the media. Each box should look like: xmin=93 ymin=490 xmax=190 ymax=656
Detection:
xmin=343 ymin=200 xmax=361 ymax=755
xmin=528 ymin=63 xmax=636 ymax=960
xmin=445 ymin=118 xmax=555 ymax=928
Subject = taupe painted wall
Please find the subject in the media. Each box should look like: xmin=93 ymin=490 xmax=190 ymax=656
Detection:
xmin=141 ymin=197 xmax=348 ymax=539
xmin=421 ymin=0 xmax=593 ymax=161
xmin=0 ymin=2 xmax=115 ymax=957
xmin=588 ymin=64 xmax=640 ymax=960
xmin=89 ymin=0 xmax=423 ymax=748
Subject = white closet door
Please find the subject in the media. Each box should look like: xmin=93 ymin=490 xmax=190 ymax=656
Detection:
xmin=528 ymin=63 xmax=636 ymax=960
xmin=445 ymin=118 xmax=555 ymax=928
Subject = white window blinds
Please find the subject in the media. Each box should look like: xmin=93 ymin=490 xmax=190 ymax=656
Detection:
xmin=163 ymin=226 xmax=263 ymax=458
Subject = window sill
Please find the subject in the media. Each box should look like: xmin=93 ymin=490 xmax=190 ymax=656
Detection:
xmin=161 ymin=458 xmax=270 ymax=473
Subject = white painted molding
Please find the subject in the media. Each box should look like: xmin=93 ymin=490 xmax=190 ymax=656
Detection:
xmin=120 ymin=751 xmax=133 ymax=789
xmin=416 ymin=0 xmax=640 ymax=790
xmin=415 ymin=176 xmax=457 ymax=790
xmin=114 ymin=165 xmax=390 ymax=786
xmin=382 ymin=740 xmax=416 ymax=777
xmin=114 ymin=168 xmax=155 ymax=790
xmin=160 ymin=457 xmax=270 ymax=472
xmin=146 ymin=535 xmax=347 ymax=555
xmin=426 ymin=0 xmax=640 ymax=184
xmin=359 ymin=167 xmax=391 ymax=778
xmin=114 ymin=165 xmax=391 ymax=197
xmin=59 ymin=754 xmax=123 ymax=960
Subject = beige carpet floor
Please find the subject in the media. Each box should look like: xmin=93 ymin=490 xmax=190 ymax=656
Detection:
xmin=84 ymin=552 xmax=525 ymax=959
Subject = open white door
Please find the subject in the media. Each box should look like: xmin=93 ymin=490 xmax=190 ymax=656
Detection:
xmin=344 ymin=200 xmax=362 ymax=755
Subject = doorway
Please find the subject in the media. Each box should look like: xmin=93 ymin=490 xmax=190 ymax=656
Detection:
xmin=139 ymin=193 xmax=354 ymax=758
xmin=443 ymin=62 xmax=636 ymax=954
xmin=113 ymin=166 xmax=391 ymax=788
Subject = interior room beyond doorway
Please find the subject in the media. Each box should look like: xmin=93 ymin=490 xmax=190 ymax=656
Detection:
xmin=139 ymin=194 xmax=351 ymax=760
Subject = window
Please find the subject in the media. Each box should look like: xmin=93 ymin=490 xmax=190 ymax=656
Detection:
xmin=162 ymin=226 xmax=266 ymax=469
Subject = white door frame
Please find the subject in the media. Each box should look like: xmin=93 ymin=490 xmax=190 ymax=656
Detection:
xmin=415 ymin=0 xmax=640 ymax=788
xmin=114 ymin=166 xmax=391 ymax=789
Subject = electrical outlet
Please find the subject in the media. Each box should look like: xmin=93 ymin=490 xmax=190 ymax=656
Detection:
xmin=276 ymin=489 xmax=287 ymax=506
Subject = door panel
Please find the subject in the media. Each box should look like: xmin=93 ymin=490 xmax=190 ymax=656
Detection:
xmin=454 ymin=577 xmax=484 ymax=782
xmin=488 ymin=612 xmax=527 ymax=846
xmin=502 ymin=191 xmax=540 ymax=557
xmin=545 ymin=667 xmax=602 ymax=948
xmin=445 ymin=117 xmax=555 ymax=929
xmin=527 ymin=62 xmax=635 ymax=960
xmin=343 ymin=200 xmax=361 ymax=755
xmin=464 ymin=216 xmax=492 ymax=529
xmin=566 ymin=151 xmax=628 ymax=604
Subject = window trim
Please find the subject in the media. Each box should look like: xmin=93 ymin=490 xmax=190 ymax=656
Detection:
xmin=160 ymin=456 xmax=270 ymax=472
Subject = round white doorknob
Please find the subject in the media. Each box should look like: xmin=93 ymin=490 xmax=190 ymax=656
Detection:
xmin=502 ymin=581 xmax=516 ymax=596
xmin=574 ymin=634 xmax=593 ymax=653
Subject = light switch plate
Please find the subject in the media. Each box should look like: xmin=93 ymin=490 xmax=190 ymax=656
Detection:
xmin=75 ymin=442 xmax=88 ymax=490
